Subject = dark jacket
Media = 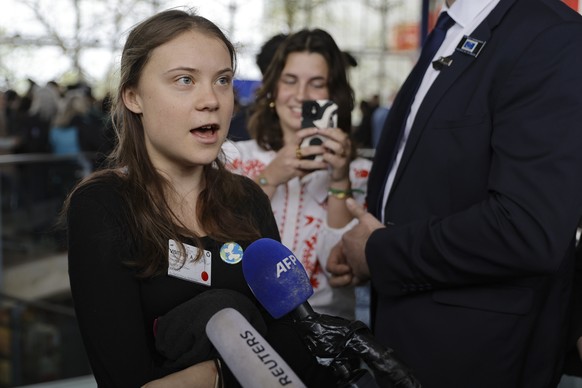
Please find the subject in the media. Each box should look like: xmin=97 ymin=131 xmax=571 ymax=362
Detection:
xmin=365 ymin=0 xmax=582 ymax=387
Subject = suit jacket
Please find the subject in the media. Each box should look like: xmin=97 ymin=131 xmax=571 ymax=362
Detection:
xmin=366 ymin=1 xmax=582 ymax=387
xmin=563 ymin=237 xmax=582 ymax=377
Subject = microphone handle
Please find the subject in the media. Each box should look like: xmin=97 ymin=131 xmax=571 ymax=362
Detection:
xmin=206 ymin=308 xmax=306 ymax=388
xmin=292 ymin=302 xmax=316 ymax=320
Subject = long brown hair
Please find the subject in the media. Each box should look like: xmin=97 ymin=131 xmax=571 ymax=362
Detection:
xmin=248 ymin=29 xmax=355 ymax=151
xmin=63 ymin=9 xmax=262 ymax=277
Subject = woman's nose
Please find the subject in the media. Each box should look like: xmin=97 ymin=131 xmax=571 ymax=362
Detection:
xmin=196 ymin=84 xmax=219 ymax=111
xmin=293 ymin=83 xmax=308 ymax=101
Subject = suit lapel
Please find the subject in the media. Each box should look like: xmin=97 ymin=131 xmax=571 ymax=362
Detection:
xmin=367 ymin=72 xmax=419 ymax=217
xmin=389 ymin=0 xmax=516 ymax=195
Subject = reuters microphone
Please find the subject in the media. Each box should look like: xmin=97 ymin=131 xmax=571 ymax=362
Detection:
xmin=206 ymin=308 xmax=306 ymax=388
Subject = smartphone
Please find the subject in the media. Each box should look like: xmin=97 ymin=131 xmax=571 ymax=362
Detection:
xmin=300 ymin=100 xmax=338 ymax=161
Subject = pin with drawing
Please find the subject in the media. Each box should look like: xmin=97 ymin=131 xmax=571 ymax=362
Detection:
xmin=220 ymin=242 xmax=243 ymax=264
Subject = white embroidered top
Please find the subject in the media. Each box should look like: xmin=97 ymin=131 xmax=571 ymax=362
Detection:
xmin=223 ymin=140 xmax=372 ymax=319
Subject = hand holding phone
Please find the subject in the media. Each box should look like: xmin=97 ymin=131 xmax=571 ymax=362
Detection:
xmin=300 ymin=100 xmax=338 ymax=161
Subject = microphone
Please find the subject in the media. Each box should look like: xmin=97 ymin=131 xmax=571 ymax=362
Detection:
xmin=206 ymin=307 xmax=306 ymax=388
xmin=243 ymin=237 xmax=313 ymax=319
xmin=155 ymin=288 xmax=306 ymax=387
xmin=243 ymin=238 xmax=421 ymax=388
xmin=432 ymin=55 xmax=453 ymax=70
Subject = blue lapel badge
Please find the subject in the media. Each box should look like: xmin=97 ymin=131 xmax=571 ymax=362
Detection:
xmin=456 ymin=36 xmax=486 ymax=57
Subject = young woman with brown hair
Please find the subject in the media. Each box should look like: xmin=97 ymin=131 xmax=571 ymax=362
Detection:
xmin=64 ymin=9 xmax=335 ymax=387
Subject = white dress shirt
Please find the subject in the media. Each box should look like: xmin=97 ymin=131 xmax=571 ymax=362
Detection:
xmin=381 ymin=0 xmax=501 ymax=223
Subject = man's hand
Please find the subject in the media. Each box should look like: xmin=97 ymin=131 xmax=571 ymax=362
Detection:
xmin=327 ymin=241 xmax=355 ymax=287
xmin=327 ymin=198 xmax=384 ymax=286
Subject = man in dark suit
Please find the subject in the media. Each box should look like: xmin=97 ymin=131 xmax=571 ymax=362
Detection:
xmin=327 ymin=0 xmax=582 ymax=387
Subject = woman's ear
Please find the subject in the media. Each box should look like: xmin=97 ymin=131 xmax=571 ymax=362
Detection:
xmin=122 ymin=87 xmax=143 ymax=114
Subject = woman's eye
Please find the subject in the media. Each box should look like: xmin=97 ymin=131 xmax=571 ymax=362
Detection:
xmin=177 ymin=76 xmax=193 ymax=85
xmin=280 ymin=77 xmax=296 ymax=85
xmin=217 ymin=76 xmax=232 ymax=86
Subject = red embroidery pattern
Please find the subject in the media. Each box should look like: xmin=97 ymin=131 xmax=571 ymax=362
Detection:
xmin=226 ymin=148 xmax=373 ymax=308
xmin=292 ymin=185 xmax=305 ymax=252
xmin=226 ymin=158 xmax=243 ymax=171
xmin=300 ymin=211 xmax=323 ymax=290
xmin=310 ymin=265 xmax=320 ymax=290
xmin=354 ymin=168 xmax=369 ymax=178
xmin=240 ymin=159 xmax=266 ymax=179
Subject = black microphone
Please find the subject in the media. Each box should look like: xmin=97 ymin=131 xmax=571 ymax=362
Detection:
xmin=243 ymin=238 xmax=421 ymax=388
xmin=432 ymin=55 xmax=453 ymax=70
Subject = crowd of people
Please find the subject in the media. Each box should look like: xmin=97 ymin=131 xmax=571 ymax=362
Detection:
xmin=3 ymin=0 xmax=582 ymax=387
xmin=0 ymin=79 xmax=114 ymax=162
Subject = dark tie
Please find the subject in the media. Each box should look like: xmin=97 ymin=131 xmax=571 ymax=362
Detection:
xmin=413 ymin=11 xmax=456 ymax=90
xmin=375 ymin=11 xmax=455 ymax=215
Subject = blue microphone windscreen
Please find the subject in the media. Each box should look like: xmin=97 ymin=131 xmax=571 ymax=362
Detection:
xmin=243 ymin=238 xmax=313 ymax=318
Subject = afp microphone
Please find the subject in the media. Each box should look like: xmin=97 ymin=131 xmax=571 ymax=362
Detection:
xmin=242 ymin=237 xmax=314 ymax=319
xmin=243 ymin=238 xmax=421 ymax=388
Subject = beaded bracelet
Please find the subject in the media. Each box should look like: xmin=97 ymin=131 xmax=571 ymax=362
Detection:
xmin=257 ymin=174 xmax=270 ymax=187
xmin=327 ymin=187 xmax=365 ymax=199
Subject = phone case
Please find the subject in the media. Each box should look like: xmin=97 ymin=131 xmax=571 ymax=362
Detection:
xmin=300 ymin=100 xmax=338 ymax=161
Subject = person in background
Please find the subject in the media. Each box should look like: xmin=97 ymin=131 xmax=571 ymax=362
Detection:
xmin=3 ymin=90 xmax=19 ymax=137
xmin=352 ymin=98 xmax=375 ymax=149
xmin=228 ymin=33 xmax=288 ymax=142
xmin=256 ymin=33 xmax=290 ymax=76
xmin=229 ymin=34 xmax=358 ymax=144
xmin=49 ymin=90 xmax=89 ymax=154
xmin=370 ymin=94 xmax=390 ymax=149
xmin=28 ymin=80 xmax=61 ymax=143
xmin=11 ymin=81 xmax=60 ymax=154
xmin=327 ymin=0 xmax=582 ymax=387
xmin=64 ymin=9 xmax=335 ymax=387
xmin=223 ymin=29 xmax=371 ymax=320
xmin=7 ymin=85 xmax=59 ymax=211
xmin=0 ymin=91 xmax=7 ymax=139
xmin=75 ymin=90 xmax=116 ymax=169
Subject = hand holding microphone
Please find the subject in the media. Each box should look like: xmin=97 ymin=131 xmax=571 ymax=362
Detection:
xmin=243 ymin=238 xmax=421 ymax=388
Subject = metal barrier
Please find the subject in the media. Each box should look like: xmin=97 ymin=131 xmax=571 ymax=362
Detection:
xmin=0 ymin=292 xmax=92 ymax=387
xmin=0 ymin=153 xmax=96 ymax=387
